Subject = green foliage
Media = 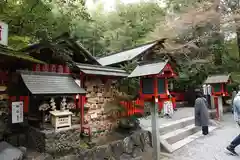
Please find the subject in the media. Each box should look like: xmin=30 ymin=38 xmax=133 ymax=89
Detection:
xmin=95 ymin=2 xmax=165 ymax=54
xmin=117 ymin=61 xmax=139 ymax=96
xmin=225 ymin=39 xmax=239 ymax=58
xmin=0 ymin=0 xmax=90 ymax=49
xmin=2 ymin=0 xmax=240 ymax=94
xmin=0 ymin=45 xmax=45 ymax=63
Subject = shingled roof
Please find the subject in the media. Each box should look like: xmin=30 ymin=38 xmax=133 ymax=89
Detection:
xmin=19 ymin=70 xmax=86 ymax=95
xmin=76 ymin=63 xmax=128 ymax=77
xmin=98 ymin=42 xmax=157 ymax=66
xmin=128 ymin=61 xmax=168 ymax=78
xmin=97 ymin=39 xmax=167 ymax=66
xmin=204 ymin=74 xmax=231 ymax=84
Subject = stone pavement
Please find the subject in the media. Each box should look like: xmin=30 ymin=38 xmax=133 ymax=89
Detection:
xmin=139 ymin=108 xmax=194 ymax=130
xmin=163 ymin=113 xmax=240 ymax=160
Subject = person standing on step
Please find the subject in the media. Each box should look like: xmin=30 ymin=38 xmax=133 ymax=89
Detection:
xmin=226 ymin=90 xmax=240 ymax=156
xmin=194 ymin=90 xmax=209 ymax=135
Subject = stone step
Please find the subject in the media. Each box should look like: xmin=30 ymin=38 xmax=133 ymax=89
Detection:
xmin=160 ymin=124 xmax=200 ymax=144
xmin=171 ymin=126 xmax=217 ymax=152
xmin=159 ymin=116 xmax=194 ymax=135
xmin=159 ymin=117 xmax=219 ymax=153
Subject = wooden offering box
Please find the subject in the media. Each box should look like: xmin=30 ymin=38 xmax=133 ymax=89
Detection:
xmin=50 ymin=110 xmax=73 ymax=131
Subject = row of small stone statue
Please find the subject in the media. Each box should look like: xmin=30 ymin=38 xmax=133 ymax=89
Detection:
xmin=38 ymin=97 xmax=76 ymax=111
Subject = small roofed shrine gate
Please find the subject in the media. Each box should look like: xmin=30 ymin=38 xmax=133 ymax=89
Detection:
xmin=128 ymin=60 xmax=177 ymax=160
xmin=204 ymin=74 xmax=231 ymax=121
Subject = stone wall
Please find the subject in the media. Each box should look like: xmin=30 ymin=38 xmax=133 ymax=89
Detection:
xmin=84 ymin=77 xmax=123 ymax=137
xmin=57 ymin=130 xmax=153 ymax=160
xmin=27 ymin=125 xmax=82 ymax=156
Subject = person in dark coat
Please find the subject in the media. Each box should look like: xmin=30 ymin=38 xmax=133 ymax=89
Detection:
xmin=194 ymin=91 xmax=209 ymax=135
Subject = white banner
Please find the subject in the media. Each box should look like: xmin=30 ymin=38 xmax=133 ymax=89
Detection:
xmin=12 ymin=101 xmax=24 ymax=124
xmin=0 ymin=21 xmax=8 ymax=46
xmin=163 ymin=101 xmax=174 ymax=116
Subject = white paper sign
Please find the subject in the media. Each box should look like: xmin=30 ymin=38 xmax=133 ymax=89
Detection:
xmin=12 ymin=101 xmax=24 ymax=123
xmin=202 ymin=84 xmax=207 ymax=95
xmin=163 ymin=101 xmax=174 ymax=116
xmin=207 ymin=85 xmax=212 ymax=95
xmin=75 ymin=79 xmax=81 ymax=87
xmin=0 ymin=21 xmax=8 ymax=46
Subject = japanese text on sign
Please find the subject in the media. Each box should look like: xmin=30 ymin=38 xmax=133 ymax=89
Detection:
xmin=12 ymin=101 xmax=24 ymax=123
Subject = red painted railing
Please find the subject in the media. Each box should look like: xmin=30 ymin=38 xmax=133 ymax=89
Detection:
xmin=79 ymin=96 xmax=177 ymax=117
xmin=120 ymin=99 xmax=145 ymax=116
xmin=120 ymin=97 xmax=176 ymax=116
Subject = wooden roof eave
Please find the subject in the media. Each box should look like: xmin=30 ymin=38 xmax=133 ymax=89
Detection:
xmin=19 ymin=32 xmax=100 ymax=65
xmin=0 ymin=49 xmax=45 ymax=64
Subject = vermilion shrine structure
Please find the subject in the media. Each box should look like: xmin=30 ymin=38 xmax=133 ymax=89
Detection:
xmin=204 ymin=74 xmax=231 ymax=120
xmin=128 ymin=60 xmax=177 ymax=160
xmin=136 ymin=61 xmax=177 ymax=108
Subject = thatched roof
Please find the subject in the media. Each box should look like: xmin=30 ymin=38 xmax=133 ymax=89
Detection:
xmin=20 ymin=32 xmax=100 ymax=65
xmin=0 ymin=45 xmax=45 ymax=64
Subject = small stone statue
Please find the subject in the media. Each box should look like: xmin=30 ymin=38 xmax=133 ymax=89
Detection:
xmin=60 ymin=97 xmax=67 ymax=111
xmin=50 ymin=98 xmax=56 ymax=111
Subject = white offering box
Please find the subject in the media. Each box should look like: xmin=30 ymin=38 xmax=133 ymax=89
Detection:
xmin=50 ymin=110 xmax=73 ymax=131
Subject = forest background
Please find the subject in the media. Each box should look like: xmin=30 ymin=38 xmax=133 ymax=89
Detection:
xmin=1 ymin=0 xmax=240 ymax=92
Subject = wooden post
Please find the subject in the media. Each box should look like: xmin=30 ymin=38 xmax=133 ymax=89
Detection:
xmin=151 ymin=97 xmax=161 ymax=160
xmin=210 ymin=96 xmax=215 ymax=109
xmin=217 ymin=96 xmax=223 ymax=121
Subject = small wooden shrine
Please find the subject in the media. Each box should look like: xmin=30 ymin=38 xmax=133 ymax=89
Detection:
xmin=128 ymin=60 xmax=177 ymax=159
xmin=204 ymin=74 xmax=231 ymax=96
xmin=0 ymin=46 xmax=45 ymax=106
xmin=204 ymin=74 xmax=231 ymax=120
xmin=129 ymin=60 xmax=177 ymax=111
xmin=8 ymin=69 xmax=86 ymax=130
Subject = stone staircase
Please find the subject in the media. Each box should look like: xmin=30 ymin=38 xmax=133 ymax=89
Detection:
xmin=159 ymin=116 xmax=218 ymax=153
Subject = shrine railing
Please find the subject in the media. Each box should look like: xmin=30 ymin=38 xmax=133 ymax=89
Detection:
xmin=120 ymin=99 xmax=145 ymax=116
xmin=77 ymin=96 xmax=176 ymax=118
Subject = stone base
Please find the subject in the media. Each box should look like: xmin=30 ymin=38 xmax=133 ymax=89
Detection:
xmin=209 ymin=107 xmax=231 ymax=119
xmin=76 ymin=130 xmax=152 ymax=160
xmin=27 ymin=125 xmax=82 ymax=156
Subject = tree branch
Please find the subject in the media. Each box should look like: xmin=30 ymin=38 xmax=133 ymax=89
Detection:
xmin=17 ymin=0 xmax=41 ymax=34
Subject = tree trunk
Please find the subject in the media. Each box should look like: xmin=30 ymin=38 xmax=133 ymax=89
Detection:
xmin=229 ymin=0 xmax=240 ymax=58
xmin=212 ymin=0 xmax=223 ymax=65
xmin=236 ymin=27 xmax=240 ymax=58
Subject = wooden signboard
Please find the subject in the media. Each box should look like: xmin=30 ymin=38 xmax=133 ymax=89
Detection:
xmin=0 ymin=21 xmax=8 ymax=46
xmin=12 ymin=101 xmax=23 ymax=124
